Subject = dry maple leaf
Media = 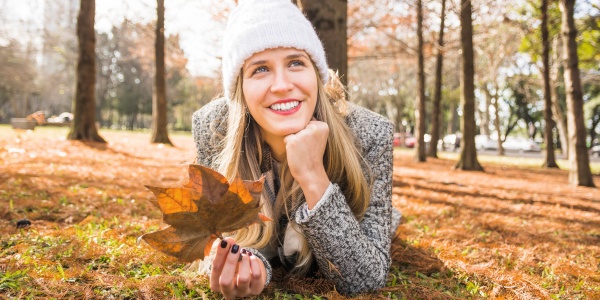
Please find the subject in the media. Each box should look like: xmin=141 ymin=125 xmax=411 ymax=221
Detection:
xmin=139 ymin=164 xmax=271 ymax=262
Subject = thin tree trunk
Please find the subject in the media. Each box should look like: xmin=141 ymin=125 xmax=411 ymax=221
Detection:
xmin=493 ymin=96 xmax=504 ymax=156
xmin=455 ymin=0 xmax=483 ymax=171
xmin=68 ymin=0 xmax=105 ymax=142
xmin=428 ymin=0 xmax=446 ymax=158
xmin=300 ymin=0 xmax=348 ymax=86
xmin=542 ymin=0 xmax=559 ymax=168
xmin=551 ymin=37 xmax=569 ymax=158
xmin=478 ymin=91 xmax=490 ymax=136
xmin=151 ymin=0 xmax=172 ymax=145
xmin=483 ymin=85 xmax=505 ymax=156
xmin=559 ymin=0 xmax=594 ymax=187
xmin=415 ymin=0 xmax=426 ymax=162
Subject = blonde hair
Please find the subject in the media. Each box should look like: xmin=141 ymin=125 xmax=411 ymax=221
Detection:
xmin=215 ymin=67 xmax=370 ymax=276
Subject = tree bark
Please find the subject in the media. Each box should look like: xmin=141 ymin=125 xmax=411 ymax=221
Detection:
xmin=428 ymin=0 xmax=446 ymax=158
xmin=559 ymin=0 xmax=594 ymax=187
xmin=299 ymin=0 xmax=348 ymax=86
xmin=479 ymin=92 xmax=490 ymax=137
xmin=415 ymin=0 xmax=426 ymax=162
xmin=483 ymin=84 xmax=505 ymax=156
xmin=542 ymin=0 xmax=559 ymax=168
xmin=68 ymin=0 xmax=105 ymax=142
xmin=551 ymin=37 xmax=569 ymax=158
xmin=455 ymin=0 xmax=483 ymax=171
xmin=151 ymin=0 xmax=173 ymax=145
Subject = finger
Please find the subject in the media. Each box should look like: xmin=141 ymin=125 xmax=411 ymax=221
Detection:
xmin=209 ymin=237 xmax=235 ymax=292
xmin=219 ymin=243 xmax=242 ymax=299
xmin=248 ymin=252 xmax=265 ymax=295
xmin=235 ymin=249 xmax=252 ymax=296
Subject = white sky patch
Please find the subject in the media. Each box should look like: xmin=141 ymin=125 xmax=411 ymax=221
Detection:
xmin=1 ymin=0 xmax=228 ymax=77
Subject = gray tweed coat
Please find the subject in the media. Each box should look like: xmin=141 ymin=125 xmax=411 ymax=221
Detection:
xmin=192 ymin=98 xmax=401 ymax=295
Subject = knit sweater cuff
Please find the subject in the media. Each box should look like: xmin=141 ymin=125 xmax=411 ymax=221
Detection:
xmin=245 ymin=248 xmax=272 ymax=287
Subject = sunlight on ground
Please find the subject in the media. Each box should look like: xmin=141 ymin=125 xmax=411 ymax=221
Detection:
xmin=394 ymin=147 xmax=600 ymax=174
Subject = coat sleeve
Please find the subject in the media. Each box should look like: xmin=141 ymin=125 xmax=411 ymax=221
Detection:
xmin=191 ymin=98 xmax=274 ymax=287
xmin=192 ymin=98 xmax=228 ymax=168
xmin=295 ymin=110 xmax=394 ymax=295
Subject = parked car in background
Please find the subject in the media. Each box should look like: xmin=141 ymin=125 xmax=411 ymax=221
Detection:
xmin=403 ymin=134 xmax=431 ymax=149
xmin=502 ymin=137 xmax=541 ymax=152
xmin=404 ymin=136 xmax=416 ymax=148
xmin=590 ymin=144 xmax=600 ymax=158
xmin=442 ymin=133 xmax=461 ymax=151
xmin=393 ymin=133 xmax=402 ymax=147
xmin=475 ymin=134 xmax=498 ymax=150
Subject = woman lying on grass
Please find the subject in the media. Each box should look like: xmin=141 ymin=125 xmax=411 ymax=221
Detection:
xmin=192 ymin=0 xmax=402 ymax=298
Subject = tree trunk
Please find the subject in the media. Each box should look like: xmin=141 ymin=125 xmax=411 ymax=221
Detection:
xmin=428 ymin=0 xmax=446 ymax=158
xmin=151 ymin=0 xmax=172 ymax=145
xmin=493 ymin=96 xmax=504 ymax=156
xmin=478 ymin=92 xmax=490 ymax=136
xmin=551 ymin=37 xmax=569 ymax=158
xmin=455 ymin=0 xmax=483 ymax=171
xmin=68 ymin=0 xmax=105 ymax=142
xmin=483 ymin=85 xmax=504 ymax=156
xmin=542 ymin=0 xmax=559 ymax=168
xmin=299 ymin=0 xmax=348 ymax=86
xmin=559 ymin=0 xmax=594 ymax=187
xmin=415 ymin=0 xmax=426 ymax=162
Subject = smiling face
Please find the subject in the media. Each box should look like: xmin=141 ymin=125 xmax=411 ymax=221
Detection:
xmin=241 ymin=47 xmax=319 ymax=147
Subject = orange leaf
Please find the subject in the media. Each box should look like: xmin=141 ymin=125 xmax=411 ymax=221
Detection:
xmin=140 ymin=164 xmax=269 ymax=262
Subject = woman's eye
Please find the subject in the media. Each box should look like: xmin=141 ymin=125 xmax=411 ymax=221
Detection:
xmin=252 ymin=66 xmax=268 ymax=75
xmin=289 ymin=60 xmax=305 ymax=67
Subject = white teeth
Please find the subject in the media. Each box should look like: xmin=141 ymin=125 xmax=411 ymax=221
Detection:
xmin=271 ymin=101 xmax=299 ymax=111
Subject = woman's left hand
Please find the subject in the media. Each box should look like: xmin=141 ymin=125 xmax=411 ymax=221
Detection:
xmin=284 ymin=119 xmax=331 ymax=209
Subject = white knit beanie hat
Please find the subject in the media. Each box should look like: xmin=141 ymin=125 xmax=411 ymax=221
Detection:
xmin=221 ymin=0 xmax=329 ymax=100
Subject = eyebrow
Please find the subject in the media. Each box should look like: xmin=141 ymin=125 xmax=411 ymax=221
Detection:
xmin=245 ymin=53 xmax=310 ymax=69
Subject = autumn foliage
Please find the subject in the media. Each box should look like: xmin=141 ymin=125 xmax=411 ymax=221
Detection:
xmin=140 ymin=164 xmax=269 ymax=262
xmin=1 ymin=127 xmax=599 ymax=299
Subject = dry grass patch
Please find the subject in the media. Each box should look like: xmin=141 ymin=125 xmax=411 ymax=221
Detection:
xmin=1 ymin=126 xmax=599 ymax=299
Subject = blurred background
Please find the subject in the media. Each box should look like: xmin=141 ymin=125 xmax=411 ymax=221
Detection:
xmin=0 ymin=0 xmax=599 ymax=151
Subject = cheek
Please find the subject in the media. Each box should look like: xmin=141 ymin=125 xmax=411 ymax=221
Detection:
xmin=242 ymin=82 xmax=266 ymax=106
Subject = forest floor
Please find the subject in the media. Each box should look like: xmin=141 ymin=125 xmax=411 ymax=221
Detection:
xmin=1 ymin=125 xmax=599 ymax=299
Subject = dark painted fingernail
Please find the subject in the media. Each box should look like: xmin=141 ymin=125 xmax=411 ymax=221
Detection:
xmin=241 ymin=248 xmax=247 ymax=255
xmin=220 ymin=240 xmax=228 ymax=248
xmin=231 ymin=244 xmax=239 ymax=254
xmin=247 ymin=252 xmax=253 ymax=257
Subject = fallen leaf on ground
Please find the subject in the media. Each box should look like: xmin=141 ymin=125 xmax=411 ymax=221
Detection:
xmin=139 ymin=164 xmax=270 ymax=262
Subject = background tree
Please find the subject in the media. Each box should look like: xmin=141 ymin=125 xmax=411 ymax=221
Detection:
xmin=455 ymin=0 xmax=483 ymax=171
xmin=428 ymin=0 xmax=447 ymax=158
xmin=542 ymin=0 xmax=559 ymax=168
xmin=415 ymin=0 xmax=426 ymax=162
xmin=150 ymin=0 xmax=172 ymax=145
xmin=68 ymin=0 xmax=105 ymax=142
xmin=0 ymin=40 xmax=37 ymax=121
xmin=559 ymin=0 xmax=594 ymax=187
xmin=299 ymin=0 xmax=348 ymax=86
xmin=550 ymin=37 xmax=570 ymax=157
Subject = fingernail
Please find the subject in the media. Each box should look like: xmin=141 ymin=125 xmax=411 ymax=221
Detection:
xmin=247 ymin=252 xmax=253 ymax=257
xmin=231 ymin=244 xmax=239 ymax=254
xmin=220 ymin=240 xmax=228 ymax=248
xmin=241 ymin=248 xmax=247 ymax=255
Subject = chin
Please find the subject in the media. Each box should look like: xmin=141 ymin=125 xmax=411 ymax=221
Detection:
xmin=277 ymin=125 xmax=305 ymax=136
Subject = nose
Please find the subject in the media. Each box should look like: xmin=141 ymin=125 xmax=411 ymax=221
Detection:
xmin=270 ymin=70 xmax=294 ymax=94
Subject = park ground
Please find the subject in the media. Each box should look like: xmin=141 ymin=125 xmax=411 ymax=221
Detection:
xmin=1 ymin=125 xmax=599 ymax=299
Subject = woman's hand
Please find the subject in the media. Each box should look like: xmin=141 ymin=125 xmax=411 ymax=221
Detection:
xmin=210 ymin=237 xmax=266 ymax=299
xmin=284 ymin=119 xmax=331 ymax=209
